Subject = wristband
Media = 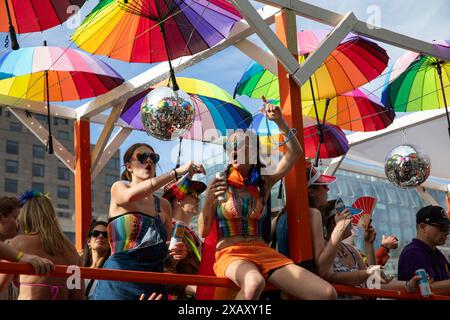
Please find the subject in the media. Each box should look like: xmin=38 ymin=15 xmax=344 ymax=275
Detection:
xmin=172 ymin=169 xmax=179 ymax=180
xmin=278 ymin=128 xmax=298 ymax=147
xmin=15 ymin=251 xmax=24 ymax=262
xmin=381 ymin=244 xmax=390 ymax=253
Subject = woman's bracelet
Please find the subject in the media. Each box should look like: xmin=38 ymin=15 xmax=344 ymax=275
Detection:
xmin=15 ymin=251 xmax=24 ymax=262
xmin=278 ymin=128 xmax=298 ymax=147
xmin=404 ymin=280 xmax=409 ymax=291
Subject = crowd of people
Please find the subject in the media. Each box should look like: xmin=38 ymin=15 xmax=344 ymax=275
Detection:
xmin=0 ymin=101 xmax=449 ymax=300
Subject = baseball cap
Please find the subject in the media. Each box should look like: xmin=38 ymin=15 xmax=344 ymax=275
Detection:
xmin=416 ymin=205 xmax=450 ymax=226
xmin=306 ymin=165 xmax=336 ymax=188
xmin=162 ymin=179 xmax=207 ymax=202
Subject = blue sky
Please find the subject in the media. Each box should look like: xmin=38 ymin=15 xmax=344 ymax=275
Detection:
xmin=1 ymin=0 xmax=449 ymax=176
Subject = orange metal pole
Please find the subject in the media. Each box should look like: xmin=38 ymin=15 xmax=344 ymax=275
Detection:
xmin=74 ymin=118 xmax=92 ymax=251
xmin=275 ymin=10 xmax=312 ymax=263
xmin=446 ymin=191 xmax=450 ymax=217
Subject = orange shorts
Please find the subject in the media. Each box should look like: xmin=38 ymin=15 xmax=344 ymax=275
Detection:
xmin=213 ymin=241 xmax=294 ymax=279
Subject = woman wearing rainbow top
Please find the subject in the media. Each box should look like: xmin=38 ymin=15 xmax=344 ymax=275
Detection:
xmin=92 ymin=143 xmax=205 ymax=300
xmin=199 ymin=102 xmax=337 ymax=300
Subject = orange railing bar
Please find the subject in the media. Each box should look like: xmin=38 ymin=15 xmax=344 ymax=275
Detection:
xmin=2 ymin=262 xmax=450 ymax=300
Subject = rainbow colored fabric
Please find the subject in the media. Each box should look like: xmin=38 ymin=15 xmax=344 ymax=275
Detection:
xmin=170 ymin=172 xmax=192 ymax=201
xmin=215 ymin=168 xmax=266 ymax=238
xmin=107 ymin=213 xmax=164 ymax=255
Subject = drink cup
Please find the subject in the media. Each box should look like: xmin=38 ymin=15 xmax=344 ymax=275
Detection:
xmin=169 ymin=221 xmax=186 ymax=250
xmin=215 ymin=172 xmax=227 ymax=203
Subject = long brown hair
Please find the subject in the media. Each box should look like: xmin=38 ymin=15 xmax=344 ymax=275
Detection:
xmin=18 ymin=195 xmax=74 ymax=257
xmin=82 ymin=220 xmax=110 ymax=268
xmin=121 ymin=143 xmax=156 ymax=181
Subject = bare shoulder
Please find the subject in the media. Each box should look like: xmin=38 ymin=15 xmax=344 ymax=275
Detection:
xmin=7 ymin=234 xmax=35 ymax=249
xmin=111 ymin=180 xmax=130 ymax=191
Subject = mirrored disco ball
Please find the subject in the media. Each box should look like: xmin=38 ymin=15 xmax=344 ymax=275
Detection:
xmin=384 ymin=144 xmax=431 ymax=188
xmin=141 ymin=87 xmax=194 ymax=141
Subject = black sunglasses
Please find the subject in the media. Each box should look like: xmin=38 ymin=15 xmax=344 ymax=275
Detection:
xmin=90 ymin=230 xmax=108 ymax=238
xmin=135 ymin=152 xmax=160 ymax=164
xmin=427 ymin=224 xmax=450 ymax=232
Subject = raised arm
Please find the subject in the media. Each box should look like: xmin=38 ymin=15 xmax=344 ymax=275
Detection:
xmin=261 ymin=103 xmax=303 ymax=190
xmin=312 ymin=209 xmax=353 ymax=278
xmin=113 ymin=161 xmax=205 ymax=206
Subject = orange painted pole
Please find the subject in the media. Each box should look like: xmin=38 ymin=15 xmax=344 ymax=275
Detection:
xmin=446 ymin=191 xmax=450 ymax=217
xmin=275 ymin=10 xmax=312 ymax=263
xmin=74 ymin=118 xmax=92 ymax=251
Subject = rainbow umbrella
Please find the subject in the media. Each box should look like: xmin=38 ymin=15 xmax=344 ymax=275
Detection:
xmin=1 ymin=0 xmax=87 ymax=50
xmin=301 ymin=89 xmax=395 ymax=132
xmin=120 ymin=78 xmax=253 ymax=142
xmin=303 ymin=123 xmax=349 ymax=161
xmin=234 ymin=31 xmax=389 ymax=101
xmin=258 ymin=89 xmax=395 ymax=132
xmin=382 ymin=46 xmax=450 ymax=138
xmin=0 ymin=46 xmax=124 ymax=101
xmin=72 ymin=0 xmax=241 ymax=63
xmin=0 ymin=45 xmax=124 ymax=153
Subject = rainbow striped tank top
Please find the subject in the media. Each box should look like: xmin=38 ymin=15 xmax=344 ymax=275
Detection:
xmin=215 ymin=185 xmax=266 ymax=238
xmin=107 ymin=212 xmax=167 ymax=255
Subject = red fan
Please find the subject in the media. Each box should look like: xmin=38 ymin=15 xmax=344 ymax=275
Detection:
xmin=351 ymin=196 xmax=377 ymax=227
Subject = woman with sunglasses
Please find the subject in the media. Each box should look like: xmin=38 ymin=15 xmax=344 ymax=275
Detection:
xmin=92 ymin=143 xmax=205 ymax=300
xmin=199 ymin=102 xmax=337 ymax=300
xmin=81 ymin=221 xmax=111 ymax=300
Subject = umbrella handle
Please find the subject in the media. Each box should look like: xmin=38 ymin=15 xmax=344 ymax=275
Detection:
xmin=314 ymin=140 xmax=321 ymax=167
xmin=5 ymin=0 xmax=19 ymax=50
xmin=47 ymin=135 xmax=54 ymax=154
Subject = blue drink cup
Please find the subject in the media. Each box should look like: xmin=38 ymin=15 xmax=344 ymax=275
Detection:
xmin=415 ymin=268 xmax=432 ymax=297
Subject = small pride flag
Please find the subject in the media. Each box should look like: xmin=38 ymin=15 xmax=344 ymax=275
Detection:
xmin=171 ymin=172 xmax=192 ymax=200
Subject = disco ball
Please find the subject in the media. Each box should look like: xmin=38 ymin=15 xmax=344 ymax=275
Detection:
xmin=384 ymin=144 xmax=431 ymax=188
xmin=141 ymin=87 xmax=194 ymax=141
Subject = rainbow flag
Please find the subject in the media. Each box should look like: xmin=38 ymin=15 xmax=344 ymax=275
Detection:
xmin=171 ymin=172 xmax=192 ymax=200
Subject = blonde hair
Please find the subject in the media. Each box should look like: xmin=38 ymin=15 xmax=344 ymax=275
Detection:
xmin=18 ymin=195 xmax=73 ymax=257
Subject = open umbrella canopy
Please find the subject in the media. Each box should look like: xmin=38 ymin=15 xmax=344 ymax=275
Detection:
xmin=382 ymin=54 xmax=450 ymax=112
xmin=303 ymin=123 xmax=349 ymax=159
xmin=302 ymin=89 xmax=395 ymax=132
xmin=0 ymin=0 xmax=87 ymax=33
xmin=234 ymin=31 xmax=389 ymax=101
xmin=0 ymin=46 xmax=124 ymax=101
xmin=120 ymin=78 xmax=253 ymax=142
xmin=72 ymin=0 xmax=241 ymax=63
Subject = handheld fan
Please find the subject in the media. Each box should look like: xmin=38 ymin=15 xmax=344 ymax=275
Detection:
xmin=351 ymin=196 xmax=377 ymax=227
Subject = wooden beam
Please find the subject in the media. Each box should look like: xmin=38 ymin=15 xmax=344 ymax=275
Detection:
xmin=74 ymin=118 xmax=92 ymax=251
xmin=258 ymin=0 xmax=450 ymax=61
xmin=91 ymin=127 xmax=132 ymax=180
xmin=234 ymin=39 xmax=278 ymax=74
xmin=90 ymin=103 xmax=126 ymax=174
xmin=7 ymin=107 xmax=75 ymax=172
xmin=275 ymin=9 xmax=312 ymax=263
xmin=1 ymin=94 xmax=76 ymax=119
xmin=323 ymin=155 xmax=345 ymax=176
xmin=415 ymin=186 xmax=439 ymax=206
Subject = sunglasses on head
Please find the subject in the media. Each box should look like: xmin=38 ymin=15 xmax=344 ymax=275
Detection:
xmin=427 ymin=223 xmax=450 ymax=232
xmin=90 ymin=230 xmax=108 ymax=238
xmin=135 ymin=152 xmax=160 ymax=164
